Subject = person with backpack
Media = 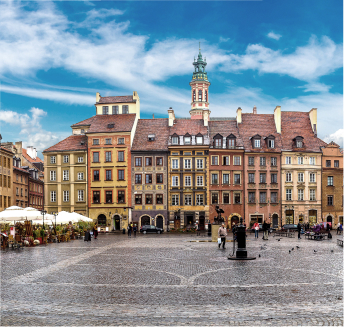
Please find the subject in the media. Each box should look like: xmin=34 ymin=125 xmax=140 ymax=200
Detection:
xmin=253 ymin=222 xmax=260 ymax=239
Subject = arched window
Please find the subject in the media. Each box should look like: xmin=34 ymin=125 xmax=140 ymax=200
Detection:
xmin=205 ymin=90 xmax=207 ymax=102
xmin=193 ymin=90 xmax=196 ymax=102
xmin=198 ymin=90 xmax=202 ymax=101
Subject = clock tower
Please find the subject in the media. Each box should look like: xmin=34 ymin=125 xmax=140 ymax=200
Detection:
xmin=189 ymin=44 xmax=211 ymax=120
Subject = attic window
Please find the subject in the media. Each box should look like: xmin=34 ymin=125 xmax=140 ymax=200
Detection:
xmin=266 ymin=135 xmax=275 ymax=148
xmin=294 ymin=136 xmax=304 ymax=148
xmin=148 ymin=134 xmax=155 ymax=141
xmin=107 ymin=124 xmax=114 ymax=128
xmin=81 ymin=129 xmax=85 ymax=134
xmin=80 ymin=141 xmax=85 ymax=145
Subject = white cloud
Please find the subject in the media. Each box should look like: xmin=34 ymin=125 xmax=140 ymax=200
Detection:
xmin=299 ymin=83 xmax=332 ymax=93
xmin=323 ymin=129 xmax=344 ymax=147
xmin=219 ymin=36 xmax=230 ymax=43
xmin=267 ymin=31 xmax=282 ymax=40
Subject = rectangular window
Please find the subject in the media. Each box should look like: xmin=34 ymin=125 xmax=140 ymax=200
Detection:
xmin=223 ymin=192 xmax=230 ymax=204
xmin=260 ymin=173 xmax=266 ymax=183
xmin=211 ymin=156 xmax=218 ymax=165
xmin=122 ymin=105 xmax=129 ymax=114
xmin=334 ymin=160 xmax=339 ymax=167
xmin=327 ymin=176 xmax=333 ymax=186
xmin=118 ymin=151 xmax=124 ymax=162
xmin=197 ymin=176 xmax=203 ymax=186
xmin=156 ymin=157 xmax=163 ymax=166
xmin=286 ymin=189 xmax=292 ymax=201
xmin=223 ymin=173 xmax=229 ymax=184
xmin=78 ymin=172 xmax=84 ymax=180
xmin=286 ymin=172 xmax=292 ymax=182
xmin=298 ymin=173 xmax=304 ymax=182
xmin=196 ymin=194 xmax=204 ymax=205
xmin=156 ymin=194 xmax=163 ymax=204
xmin=63 ymin=155 xmax=69 ymax=163
xmin=94 ymin=170 xmax=100 ymax=181
xmin=185 ymin=176 xmax=191 ymax=186
xmin=146 ymin=174 xmax=152 ymax=184
xmin=223 ymin=156 xmax=229 ymax=165
xmin=172 ymin=136 xmax=179 ymax=144
xmin=118 ymin=170 xmax=124 ymax=180
xmin=326 ymin=160 xmax=331 ymax=167
xmin=102 ymin=106 xmax=109 ymax=115
xmin=271 ymin=173 xmax=277 ymax=183
xmin=234 ymin=192 xmax=241 ymax=204
xmin=145 ymin=157 xmax=152 ymax=166
xmin=105 ymin=191 xmax=112 ymax=203
xmin=50 ymin=156 xmax=56 ymax=164
xmin=112 ymin=105 xmax=119 ymax=115
xmin=211 ymin=174 xmax=218 ymax=185
xmin=104 ymin=138 xmax=112 ymax=145
xmin=271 ymin=192 xmax=277 ymax=203
xmin=196 ymin=136 xmax=203 ymax=145
xmin=93 ymin=152 xmax=99 ymax=163
xmin=135 ymin=157 xmax=142 ymax=167
xmin=309 ymin=157 xmax=315 ymax=165
xmin=135 ymin=174 xmax=142 ymax=184
xmin=298 ymin=189 xmax=304 ymax=201
xmin=260 ymin=157 xmax=266 ymax=166
xmin=118 ymin=191 xmax=125 ymax=203
xmin=63 ymin=190 xmax=69 ymax=202
xmin=212 ymin=193 xmax=219 ymax=204
xmin=286 ymin=156 xmax=291 ymax=165
xmin=234 ymin=156 xmax=241 ymax=165
xmin=184 ymin=159 xmax=191 ymax=169
xmin=298 ymin=157 xmax=303 ymax=165
xmin=172 ymin=194 xmax=179 ymax=206
xmin=118 ymin=138 xmax=124 ymax=145
xmin=254 ymin=139 xmax=261 ymax=148
xmin=271 ymin=157 xmax=277 ymax=166
xmin=135 ymin=194 xmax=142 ymax=205
xmin=78 ymin=156 xmax=84 ymax=163
xmin=184 ymin=194 xmax=192 ymax=206
xmin=310 ymin=189 xmax=316 ymax=201
xmin=248 ymin=173 xmax=255 ymax=183
xmin=248 ymin=192 xmax=255 ymax=203
xmin=156 ymin=174 xmax=163 ymax=184
xmin=214 ymin=138 xmax=222 ymax=148
xmin=196 ymin=159 xmax=203 ymax=169
xmin=63 ymin=170 xmax=69 ymax=181
xmin=78 ymin=190 xmax=84 ymax=202
xmin=50 ymin=170 xmax=56 ymax=181
xmin=93 ymin=191 xmax=100 ymax=203
xmin=184 ymin=136 xmax=191 ymax=145
xmin=145 ymin=194 xmax=153 ymax=205
xmin=268 ymin=139 xmax=275 ymax=148
xmin=234 ymin=174 xmax=241 ymax=185
xmin=172 ymin=176 xmax=179 ymax=186
xmin=248 ymin=157 xmax=254 ymax=166
xmin=327 ymin=195 xmax=333 ymax=206
xmin=309 ymin=173 xmax=315 ymax=183
xmin=50 ymin=191 xmax=56 ymax=202
xmin=172 ymin=159 xmax=179 ymax=169
xmin=259 ymin=192 xmax=266 ymax=203
xmin=105 ymin=151 xmax=112 ymax=162
xmin=93 ymin=139 xmax=99 ymax=145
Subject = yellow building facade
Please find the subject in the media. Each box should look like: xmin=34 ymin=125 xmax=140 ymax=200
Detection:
xmin=0 ymin=146 xmax=14 ymax=211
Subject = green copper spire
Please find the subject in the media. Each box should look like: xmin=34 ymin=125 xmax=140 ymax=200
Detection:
xmin=192 ymin=43 xmax=208 ymax=82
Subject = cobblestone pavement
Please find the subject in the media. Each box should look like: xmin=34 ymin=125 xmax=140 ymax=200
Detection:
xmin=1 ymin=232 xmax=343 ymax=326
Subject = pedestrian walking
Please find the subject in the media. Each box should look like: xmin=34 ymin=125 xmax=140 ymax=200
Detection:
xmin=127 ymin=224 xmax=132 ymax=237
xmin=218 ymin=223 xmax=227 ymax=249
xmin=262 ymin=220 xmax=269 ymax=240
xmin=133 ymin=224 xmax=137 ymax=237
xmin=93 ymin=223 xmax=98 ymax=240
xmin=326 ymin=223 xmax=332 ymax=239
xmin=253 ymin=222 xmax=260 ymax=239
xmin=297 ymin=222 xmax=302 ymax=239
xmin=336 ymin=222 xmax=341 ymax=234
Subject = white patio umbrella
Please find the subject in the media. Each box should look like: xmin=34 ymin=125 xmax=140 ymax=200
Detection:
xmin=6 ymin=206 xmax=24 ymax=210
xmin=70 ymin=212 xmax=93 ymax=222
xmin=0 ymin=207 xmax=53 ymax=223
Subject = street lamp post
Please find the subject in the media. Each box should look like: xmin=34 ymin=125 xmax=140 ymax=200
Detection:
xmin=41 ymin=210 xmax=47 ymax=229
xmin=52 ymin=212 xmax=57 ymax=231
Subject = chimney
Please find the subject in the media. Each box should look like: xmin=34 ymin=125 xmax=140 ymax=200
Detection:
xmin=26 ymin=146 xmax=37 ymax=160
xmin=96 ymin=92 xmax=101 ymax=103
xmin=203 ymin=109 xmax=210 ymax=126
xmin=274 ymin=106 xmax=281 ymax=134
xmin=152 ymin=114 xmax=155 ymax=119
xmin=309 ymin=108 xmax=317 ymax=135
xmin=236 ymin=107 xmax=242 ymax=125
xmin=168 ymin=107 xmax=175 ymax=127
xmin=253 ymin=106 xmax=257 ymax=114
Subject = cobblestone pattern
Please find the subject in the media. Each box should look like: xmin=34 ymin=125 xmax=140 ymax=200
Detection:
xmin=1 ymin=233 xmax=343 ymax=326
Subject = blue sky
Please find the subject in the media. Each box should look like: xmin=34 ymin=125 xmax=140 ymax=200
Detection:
xmin=0 ymin=0 xmax=342 ymax=157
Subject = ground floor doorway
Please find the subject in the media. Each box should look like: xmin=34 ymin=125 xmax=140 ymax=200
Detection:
xmin=272 ymin=214 xmax=279 ymax=228
xmin=326 ymin=215 xmax=333 ymax=228
xmin=174 ymin=220 xmax=180 ymax=229
xmin=199 ymin=216 xmax=205 ymax=230
xmin=156 ymin=215 xmax=164 ymax=229
xmin=309 ymin=210 xmax=317 ymax=226
xmin=141 ymin=215 xmax=150 ymax=226
xmin=185 ymin=214 xmax=194 ymax=226
xmin=231 ymin=216 xmax=239 ymax=228
xmin=285 ymin=210 xmax=294 ymax=224
xmin=113 ymin=215 xmax=121 ymax=230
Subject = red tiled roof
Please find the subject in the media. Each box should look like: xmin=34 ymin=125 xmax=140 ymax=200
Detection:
xmin=71 ymin=116 xmax=96 ymax=127
xmin=86 ymin=114 xmax=136 ymax=133
xmin=22 ymin=148 xmax=43 ymax=163
xmin=281 ymin=112 xmax=326 ymax=152
xmin=132 ymin=119 xmax=169 ymax=151
xmin=43 ymin=135 xmax=87 ymax=153
xmin=97 ymin=96 xmax=134 ymax=104
xmin=169 ymin=119 xmax=208 ymax=136
xmin=209 ymin=120 xmax=244 ymax=147
xmin=0 ymin=146 xmax=14 ymax=155
xmin=13 ymin=166 xmax=30 ymax=174
xmin=238 ymin=113 xmax=282 ymax=152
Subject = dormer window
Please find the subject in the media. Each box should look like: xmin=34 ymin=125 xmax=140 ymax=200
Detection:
xmin=296 ymin=140 xmax=302 ymax=147
xmin=184 ymin=136 xmax=191 ymax=145
xmin=196 ymin=133 xmax=203 ymax=145
xmin=102 ymin=106 xmax=109 ymax=115
xmin=107 ymin=124 xmax=114 ymax=128
xmin=293 ymin=136 xmax=304 ymax=148
xmin=172 ymin=135 xmax=179 ymax=145
xmin=148 ymin=134 xmax=155 ymax=142
xmin=251 ymin=135 xmax=261 ymax=148
xmin=213 ymin=134 xmax=222 ymax=148
xmin=266 ymin=135 xmax=275 ymax=148
xmin=255 ymin=139 xmax=260 ymax=148
xmin=227 ymin=134 xmax=236 ymax=148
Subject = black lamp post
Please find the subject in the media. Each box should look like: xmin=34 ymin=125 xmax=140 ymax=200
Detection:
xmin=41 ymin=210 xmax=47 ymax=229
xmin=52 ymin=212 xmax=57 ymax=230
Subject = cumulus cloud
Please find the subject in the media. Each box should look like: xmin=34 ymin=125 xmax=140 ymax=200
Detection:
xmin=219 ymin=36 xmax=230 ymax=43
xmin=323 ymin=129 xmax=344 ymax=147
xmin=267 ymin=31 xmax=282 ymax=40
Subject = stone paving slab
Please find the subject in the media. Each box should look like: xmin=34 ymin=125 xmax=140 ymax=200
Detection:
xmin=1 ymin=233 xmax=343 ymax=326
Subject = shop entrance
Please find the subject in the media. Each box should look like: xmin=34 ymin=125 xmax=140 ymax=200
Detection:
xmin=199 ymin=216 xmax=205 ymax=230
xmin=326 ymin=216 xmax=333 ymax=228
xmin=272 ymin=214 xmax=279 ymax=228
xmin=286 ymin=210 xmax=294 ymax=224
xmin=114 ymin=215 xmax=121 ymax=230
xmin=186 ymin=214 xmax=194 ymax=226
xmin=156 ymin=216 xmax=164 ymax=229
xmin=231 ymin=216 xmax=239 ymax=228
xmin=141 ymin=215 xmax=150 ymax=226
xmin=309 ymin=210 xmax=317 ymax=226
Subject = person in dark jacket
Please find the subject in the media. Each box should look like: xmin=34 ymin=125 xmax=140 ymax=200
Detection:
xmin=297 ymin=222 xmax=302 ymax=239
xmin=262 ymin=220 xmax=269 ymax=240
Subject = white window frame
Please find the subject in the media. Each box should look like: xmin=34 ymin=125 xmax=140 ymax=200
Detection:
xmin=309 ymin=157 xmax=315 ymax=165
xmin=310 ymin=189 xmax=316 ymax=201
xmin=184 ymin=159 xmax=191 ymax=169
xmin=63 ymin=190 xmax=69 ymax=202
xmin=233 ymin=156 xmax=241 ymax=165
xmin=286 ymin=189 xmax=292 ymax=201
xmin=78 ymin=172 xmax=84 ymax=180
xmin=196 ymin=159 xmax=203 ymax=169
xmin=196 ymin=176 xmax=203 ymax=186
xmin=254 ymin=139 xmax=260 ymax=148
xmin=298 ymin=157 xmax=303 ymax=165
xmin=185 ymin=176 xmax=191 ymax=187
xmin=50 ymin=156 xmax=56 ymax=164
xmin=171 ymin=194 xmax=179 ymax=206
xmin=298 ymin=189 xmax=304 ymax=201
xmin=196 ymin=194 xmax=204 ymax=205
xmin=50 ymin=191 xmax=56 ymax=202
xmin=184 ymin=136 xmax=191 ymax=145
xmin=63 ymin=155 xmax=69 ymax=163
xmin=309 ymin=173 xmax=315 ymax=183
xmin=298 ymin=173 xmax=304 ymax=182
xmin=63 ymin=170 xmax=69 ymax=181
xmin=172 ymin=176 xmax=179 ymax=186
xmin=223 ymin=173 xmax=229 ymax=184
xmin=172 ymin=159 xmax=179 ymax=169
xmin=286 ymin=156 xmax=291 ymax=165
xmin=211 ymin=156 xmax=219 ymax=165
xmin=286 ymin=172 xmax=292 ymax=182
xmin=172 ymin=136 xmax=179 ymax=145
xmin=271 ymin=157 xmax=277 ymax=166
xmin=78 ymin=190 xmax=84 ymax=202
xmin=184 ymin=194 xmax=192 ymax=206
xmin=196 ymin=136 xmax=203 ymax=145
xmin=78 ymin=156 xmax=84 ymax=163
xmin=268 ymin=139 xmax=275 ymax=148
xmin=50 ymin=170 xmax=56 ymax=181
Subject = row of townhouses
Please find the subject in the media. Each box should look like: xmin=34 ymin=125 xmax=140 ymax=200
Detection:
xmin=42 ymin=50 xmax=343 ymax=231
